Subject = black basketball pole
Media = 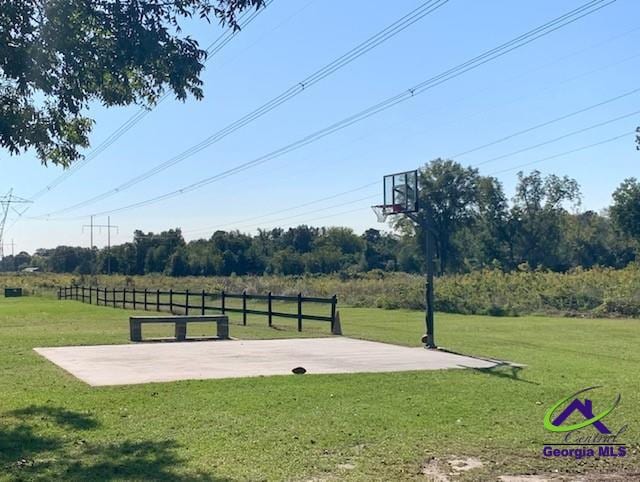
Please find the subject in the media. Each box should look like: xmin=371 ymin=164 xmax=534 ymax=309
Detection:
xmin=423 ymin=218 xmax=436 ymax=349
xmin=407 ymin=211 xmax=436 ymax=349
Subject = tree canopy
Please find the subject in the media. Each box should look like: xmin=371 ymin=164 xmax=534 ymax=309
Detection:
xmin=611 ymin=178 xmax=640 ymax=241
xmin=0 ymin=0 xmax=264 ymax=166
xmin=5 ymin=164 xmax=637 ymax=276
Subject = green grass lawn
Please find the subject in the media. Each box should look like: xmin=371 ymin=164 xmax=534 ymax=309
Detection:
xmin=0 ymin=296 xmax=638 ymax=481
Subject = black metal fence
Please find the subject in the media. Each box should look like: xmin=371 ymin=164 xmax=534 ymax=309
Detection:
xmin=58 ymin=286 xmax=338 ymax=332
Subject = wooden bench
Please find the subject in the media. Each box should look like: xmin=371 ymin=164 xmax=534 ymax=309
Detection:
xmin=129 ymin=315 xmax=229 ymax=342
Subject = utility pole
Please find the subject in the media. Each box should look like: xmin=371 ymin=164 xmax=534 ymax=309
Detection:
xmin=0 ymin=189 xmax=32 ymax=260
xmin=82 ymin=216 xmax=118 ymax=274
xmin=82 ymin=215 xmax=96 ymax=249
xmin=107 ymin=216 xmax=112 ymax=275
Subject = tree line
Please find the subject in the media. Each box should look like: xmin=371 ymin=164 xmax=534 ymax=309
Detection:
xmin=2 ymin=160 xmax=638 ymax=277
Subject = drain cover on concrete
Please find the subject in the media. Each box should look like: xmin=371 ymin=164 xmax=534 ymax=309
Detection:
xmin=35 ymin=337 xmax=497 ymax=386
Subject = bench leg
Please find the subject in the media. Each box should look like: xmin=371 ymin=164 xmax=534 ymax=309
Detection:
xmin=130 ymin=320 xmax=142 ymax=342
xmin=217 ymin=317 xmax=229 ymax=340
xmin=175 ymin=321 xmax=187 ymax=341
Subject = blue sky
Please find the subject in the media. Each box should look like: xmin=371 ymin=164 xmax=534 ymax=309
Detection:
xmin=2 ymin=0 xmax=639 ymax=254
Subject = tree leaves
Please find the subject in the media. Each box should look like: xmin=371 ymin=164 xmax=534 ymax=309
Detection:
xmin=0 ymin=0 xmax=264 ymax=166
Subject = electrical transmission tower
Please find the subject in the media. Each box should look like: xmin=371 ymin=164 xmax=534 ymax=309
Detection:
xmin=82 ymin=216 xmax=118 ymax=274
xmin=0 ymin=189 xmax=32 ymax=259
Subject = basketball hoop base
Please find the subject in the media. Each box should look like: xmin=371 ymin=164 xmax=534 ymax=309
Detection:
xmin=421 ymin=333 xmax=437 ymax=349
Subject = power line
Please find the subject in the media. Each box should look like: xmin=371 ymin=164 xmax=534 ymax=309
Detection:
xmin=248 ymin=108 xmax=639 ymax=231
xmin=187 ymin=193 xmax=378 ymax=236
xmin=182 ymin=120 xmax=635 ymax=237
xmin=451 ymin=86 xmax=640 ymax=159
xmin=33 ymin=0 xmax=450 ymax=218
xmin=335 ymin=50 xmax=640 ymax=168
xmin=54 ymin=0 xmax=615 ymax=220
xmin=269 ymin=131 xmax=635 ymax=231
xmin=183 ymin=181 xmax=378 ymax=234
xmin=0 ymin=191 xmax=32 ymax=259
xmin=487 ymin=130 xmax=634 ymax=175
xmin=471 ymin=108 xmax=640 ymax=167
xmin=27 ymin=1 xmax=273 ymax=202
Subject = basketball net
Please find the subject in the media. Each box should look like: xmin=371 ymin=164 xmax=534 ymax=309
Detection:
xmin=371 ymin=205 xmax=388 ymax=223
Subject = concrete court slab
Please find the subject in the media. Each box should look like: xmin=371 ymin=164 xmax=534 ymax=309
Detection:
xmin=34 ymin=337 xmax=497 ymax=387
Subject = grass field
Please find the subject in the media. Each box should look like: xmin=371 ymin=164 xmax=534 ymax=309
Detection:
xmin=0 ymin=295 xmax=638 ymax=481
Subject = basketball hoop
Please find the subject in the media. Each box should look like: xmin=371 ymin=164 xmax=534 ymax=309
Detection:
xmin=372 ymin=168 xmax=436 ymax=349
xmin=371 ymin=205 xmax=388 ymax=223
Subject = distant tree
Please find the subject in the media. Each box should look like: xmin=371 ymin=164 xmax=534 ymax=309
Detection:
xmin=282 ymin=226 xmax=317 ymax=253
xmin=318 ymin=227 xmax=362 ymax=254
xmin=270 ymin=248 xmax=305 ymax=275
xmin=456 ymin=176 xmax=511 ymax=270
xmin=304 ymin=247 xmax=343 ymax=274
xmin=412 ymin=159 xmax=484 ymax=274
xmin=610 ymin=178 xmax=640 ymax=241
xmin=0 ymin=0 xmax=264 ymax=166
xmin=361 ymin=229 xmax=398 ymax=271
xmin=136 ymin=229 xmax=185 ymax=273
xmin=186 ymin=239 xmax=217 ymax=275
xmin=14 ymin=251 xmax=32 ymax=270
xmin=564 ymin=210 xmax=635 ymax=268
xmin=166 ymin=247 xmax=189 ymax=276
xmin=510 ymin=170 xmax=581 ymax=270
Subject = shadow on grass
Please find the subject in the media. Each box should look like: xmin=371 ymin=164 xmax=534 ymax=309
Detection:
xmin=463 ymin=363 xmax=539 ymax=385
xmin=9 ymin=405 xmax=99 ymax=430
xmin=1 ymin=406 xmax=229 ymax=481
xmin=60 ymin=440 xmax=226 ymax=481
xmin=0 ymin=424 xmax=61 ymax=465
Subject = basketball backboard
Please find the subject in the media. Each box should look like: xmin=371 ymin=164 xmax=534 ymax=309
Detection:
xmin=372 ymin=169 xmax=419 ymax=221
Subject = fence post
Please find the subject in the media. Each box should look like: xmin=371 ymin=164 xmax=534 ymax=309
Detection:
xmin=75 ymin=285 xmax=79 ymax=300
xmin=111 ymin=288 xmax=114 ymax=308
xmin=221 ymin=290 xmax=225 ymax=314
xmin=81 ymin=287 xmax=85 ymax=303
xmin=268 ymin=292 xmax=272 ymax=327
xmin=156 ymin=289 xmax=160 ymax=312
xmin=144 ymin=288 xmax=148 ymax=311
xmin=58 ymin=287 xmax=61 ymax=300
xmin=89 ymin=287 xmax=92 ymax=305
xmin=297 ymin=292 xmax=302 ymax=332
xmin=123 ymin=288 xmax=127 ymax=309
xmin=169 ymin=289 xmax=173 ymax=314
xmin=242 ymin=290 xmax=247 ymax=326
xmin=201 ymin=290 xmax=206 ymax=315
xmin=133 ymin=288 xmax=137 ymax=310
xmin=185 ymin=289 xmax=190 ymax=315
xmin=331 ymin=295 xmax=337 ymax=332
